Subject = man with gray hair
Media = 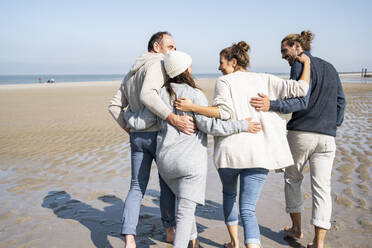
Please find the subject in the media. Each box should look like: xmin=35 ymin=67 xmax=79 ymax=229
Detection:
xmin=109 ymin=31 xmax=195 ymax=248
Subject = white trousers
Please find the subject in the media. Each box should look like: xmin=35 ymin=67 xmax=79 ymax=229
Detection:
xmin=285 ymin=130 xmax=336 ymax=229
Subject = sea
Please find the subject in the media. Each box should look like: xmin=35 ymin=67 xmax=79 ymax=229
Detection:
xmin=0 ymin=74 xmax=221 ymax=85
xmin=0 ymin=73 xmax=371 ymax=85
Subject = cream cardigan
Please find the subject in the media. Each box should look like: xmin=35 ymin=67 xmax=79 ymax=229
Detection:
xmin=213 ymin=71 xmax=309 ymax=170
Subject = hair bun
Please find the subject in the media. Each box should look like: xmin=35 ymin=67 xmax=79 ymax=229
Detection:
xmin=300 ymin=30 xmax=314 ymax=42
xmin=237 ymin=41 xmax=250 ymax=52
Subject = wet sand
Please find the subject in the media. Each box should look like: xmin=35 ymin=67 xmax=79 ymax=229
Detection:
xmin=0 ymin=79 xmax=371 ymax=248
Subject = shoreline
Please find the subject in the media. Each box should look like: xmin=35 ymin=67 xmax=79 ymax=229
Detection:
xmin=0 ymin=79 xmax=371 ymax=91
xmin=0 ymin=80 xmax=121 ymax=89
xmin=0 ymin=71 xmax=371 ymax=88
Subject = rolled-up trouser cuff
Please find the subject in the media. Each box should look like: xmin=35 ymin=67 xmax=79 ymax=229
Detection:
xmin=162 ymin=219 xmax=176 ymax=229
xmin=311 ymin=218 xmax=331 ymax=230
xmin=285 ymin=205 xmax=304 ymax=214
xmin=121 ymin=226 xmax=136 ymax=236
xmin=226 ymin=220 xmax=239 ymax=226
xmin=190 ymin=231 xmax=198 ymax=240
xmin=245 ymin=238 xmax=261 ymax=246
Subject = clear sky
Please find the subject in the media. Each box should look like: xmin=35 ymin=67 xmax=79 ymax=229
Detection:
xmin=0 ymin=0 xmax=371 ymax=75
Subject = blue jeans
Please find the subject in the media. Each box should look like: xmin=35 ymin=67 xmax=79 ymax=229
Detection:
xmin=121 ymin=131 xmax=176 ymax=235
xmin=218 ymin=167 xmax=268 ymax=246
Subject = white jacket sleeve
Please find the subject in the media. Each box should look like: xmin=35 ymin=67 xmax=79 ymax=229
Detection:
xmin=140 ymin=60 xmax=172 ymax=120
xmin=194 ymin=91 xmax=248 ymax=136
xmin=212 ymin=78 xmax=234 ymax=120
xmin=268 ymin=74 xmax=309 ymax=99
xmin=108 ymin=78 xmax=129 ymax=130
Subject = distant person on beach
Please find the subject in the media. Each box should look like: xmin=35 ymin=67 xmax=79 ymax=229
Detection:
xmin=249 ymin=31 xmax=346 ymax=248
xmin=175 ymin=42 xmax=311 ymax=248
xmin=108 ymin=31 xmax=196 ymax=248
xmin=47 ymin=78 xmax=55 ymax=83
xmin=125 ymin=50 xmax=261 ymax=247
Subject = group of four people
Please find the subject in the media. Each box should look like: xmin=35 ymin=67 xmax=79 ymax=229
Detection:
xmin=108 ymin=31 xmax=345 ymax=248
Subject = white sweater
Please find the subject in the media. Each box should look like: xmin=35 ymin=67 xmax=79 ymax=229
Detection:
xmin=213 ymin=71 xmax=309 ymax=170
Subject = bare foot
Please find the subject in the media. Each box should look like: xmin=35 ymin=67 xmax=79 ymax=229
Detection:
xmin=188 ymin=238 xmax=199 ymax=248
xmin=165 ymin=227 xmax=175 ymax=243
xmin=307 ymin=242 xmax=324 ymax=248
xmin=124 ymin=234 xmax=136 ymax=248
xmin=307 ymin=243 xmax=316 ymax=248
xmin=224 ymin=242 xmax=238 ymax=248
xmin=284 ymin=226 xmax=303 ymax=239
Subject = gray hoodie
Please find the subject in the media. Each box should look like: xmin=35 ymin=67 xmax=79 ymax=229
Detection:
xmin=108 ymin=52 xmax=167 ymax=132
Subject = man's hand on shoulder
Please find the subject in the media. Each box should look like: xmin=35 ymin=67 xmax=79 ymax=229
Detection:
xmin=250 ymin=93 xmax=270 ymax=111
xmin=166 ymin=113 xmax=196 ymax=135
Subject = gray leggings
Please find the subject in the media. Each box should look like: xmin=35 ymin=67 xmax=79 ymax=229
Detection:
xmin=173 ymin=197 xmax=198 ymax=248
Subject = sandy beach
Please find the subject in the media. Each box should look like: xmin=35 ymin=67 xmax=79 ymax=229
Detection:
xmin=0 ymin=77 xmax=371 ymax=248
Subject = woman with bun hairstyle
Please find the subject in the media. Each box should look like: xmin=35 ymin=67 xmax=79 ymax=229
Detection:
xmin=124 ymin=50 xmax=261 ymax=248
xmin=175 ymin=41 xmax=311 ymax=248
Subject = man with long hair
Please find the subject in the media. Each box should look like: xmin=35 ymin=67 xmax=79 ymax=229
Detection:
xmin=250 ymin=31 xmax=346 ymax=248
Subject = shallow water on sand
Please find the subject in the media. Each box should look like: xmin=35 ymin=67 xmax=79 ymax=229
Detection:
xmin=0 ymin=139 xmax=132 ymax=247
xmin=0 ymin=88 xmax=371 ymax=248
xmin=330 ymin=93 xmax=372 ymax=244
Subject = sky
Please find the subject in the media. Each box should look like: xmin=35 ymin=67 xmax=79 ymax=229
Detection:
xmin=0 ymin=0 xmax=371 ymax=75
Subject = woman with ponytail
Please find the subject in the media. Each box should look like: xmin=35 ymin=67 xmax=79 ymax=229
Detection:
xmin=175 ymin=41 xmax=312 ymax=248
